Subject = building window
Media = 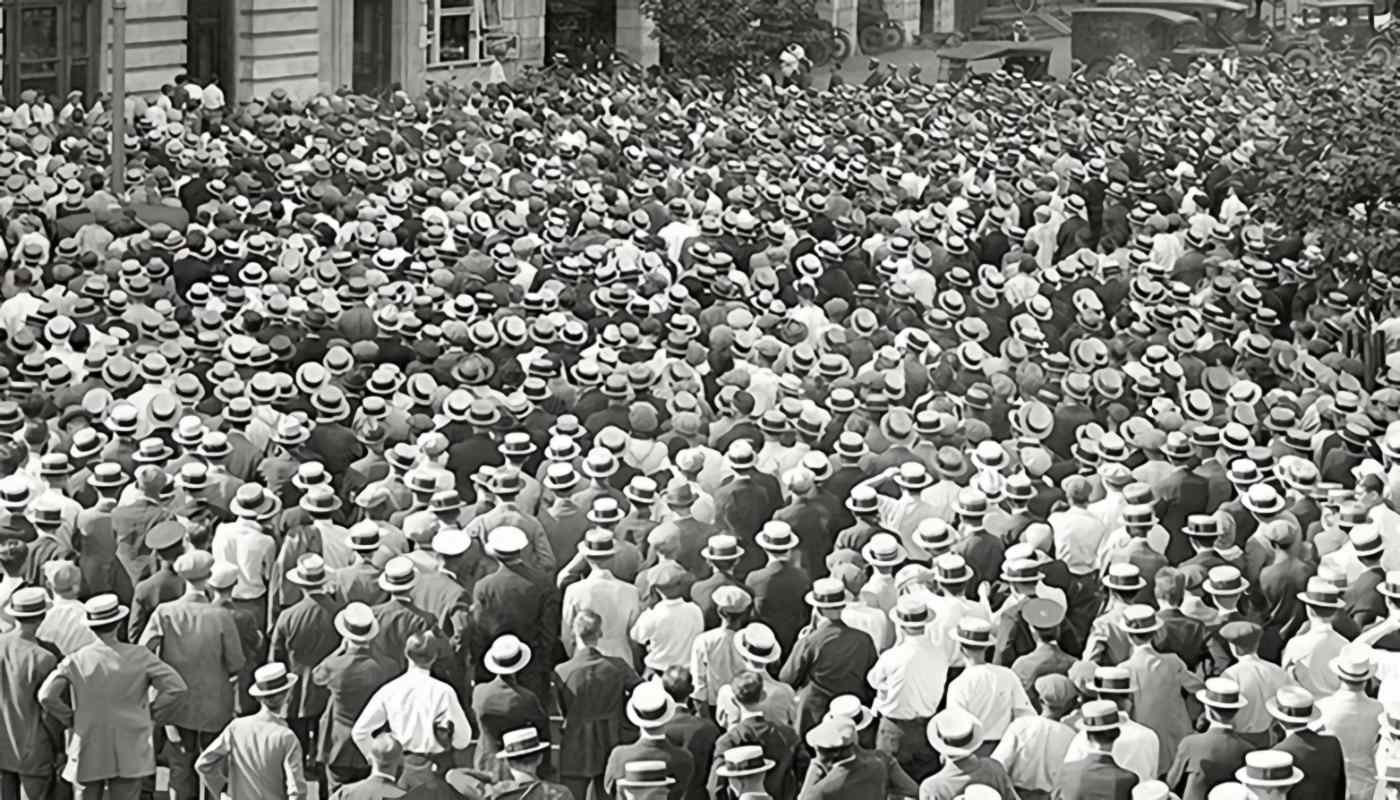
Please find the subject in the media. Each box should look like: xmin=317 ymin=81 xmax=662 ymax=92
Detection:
xmin=427 ymin=0 xmax=504 ymax=64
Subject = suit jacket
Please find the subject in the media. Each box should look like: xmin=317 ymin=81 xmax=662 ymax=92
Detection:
xmin=1344 ymin=566 xmax=1386 ymax=631
xmin=371 ymin=596 xmax=440 ymax=676
xmin=330 ymin=773 xmax=406 ymax=800
xmin=471 ymin=678 xmax=550 ymax=775
xmin=708 ymin=716 xmax=806 ymax=800
xmin=410 ymin=569 xmax=472 ymax=689
xmin=1275 ymin=729 xmax=1346 ymax=800
xmin=603 ymin=736 xmax=694 ymax=800
xmin=746 ymin=560 xmax=812 ymax=656
xmin=0 ymin=632 xmax=61 ymax=776
xmin=713 ymin=474 xmax=782 ymax=572
xmin=111 ymin=497 xmax=174 ymax=585
xmin=1154 ymin=608 xmax=1209 ymax=671
xmin=128 ymin=566 xmax=186 ymax=642
xmin=331 ymin=561 xmax=388 ymax=607
xmin=797 ymin=750 xmax=888 ymax=800
xmin=1155 ymin=468 xmax=1209 ymax=564
xmin=472 ymin=562 xmax=558 ymax=685
xmin=271 ymin=591 xmax=345 ymax=720
xmin=38 ymin=639 xmax=188 ymax=782
xmin=691 ymin=571 xmax=749 ymax=631
xmin=554 ymin=646 xmax=642 ymax=777
xmin=1166 ymin=726 xmax=1253 ymax=800
xmin=663 ymin=709 xmax=722 ymax=800
xmin=1121 ymin=646 xmax=1201 ymax=771
xmin=312 ymin=643 xmax=398 ymax=770
xmin=140 ymin=593 xmax=246 ymax=732
xmin=1054 ymin=752 xmax=1138 ymax=800
xmin=195 ymin=707 xmax=307 ymax=799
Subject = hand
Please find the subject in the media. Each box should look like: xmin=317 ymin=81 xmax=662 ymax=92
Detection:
xmin=165 ymin=726 xmax=182 ymax=743
xmin=977 ymin=582 xmax=991 ymax=602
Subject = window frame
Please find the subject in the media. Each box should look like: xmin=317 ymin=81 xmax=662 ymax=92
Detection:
xmin=426 ymin=0 xmax=507 ymax=66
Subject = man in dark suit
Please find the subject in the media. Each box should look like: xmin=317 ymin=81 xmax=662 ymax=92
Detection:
xmin=1056 ymin=699 xmax=1139 ymax=800
xmin=128 ymin=520 xmax=189 ymax=640
xmin=139 ymin=550 xmax=246 ymax=800
xmin=690 ymin=536 xmax=750 ymax=630
xmin=270 ymin=553 xmax=345 ymax=780
xmin=705 ymin=671 xmax=804 ymax=800
xmin=797 ymin=718 xmax=891 ymax=800
xmin=1166 ymin=678 xmax=1255 ymax=800
xmin=1342 ymin=527 xmax=1387 ymax=632
xmin=0 ymin=588 xmax=63 ymax=800
xmin=472 ymin=527 xmax=560 ymax=701
xmin=409 ymin=532 xmax=473 ymax=702
xmin=312 ymin=603 xmax=398 ymax=793
xmin=555 ymin=609 xmax=643 ymax=800
xmin=659 ymin=667 xmax=721 ymax=800
xmin=1155 ymin=438 xmax=1211 ymax=565
xmin=712 ymin=441 xmax=783 ymax=576
xmin=1153 ymin=568 xmax=1209 ymax=671
xmin=603 ymin=683 xmax=695 ymax=800
xmin=1268 ymin=687 xmax=1346 ymax=799
xmin=744 ymin=521 xmax=812 ymax=655
xmin=778 ymin=578 xmax=878 ymax=737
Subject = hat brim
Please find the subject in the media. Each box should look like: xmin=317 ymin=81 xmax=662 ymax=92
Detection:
xmin=84 ymin=606 xmax=130 ymax=627
xmin=1296 ymin=592 xmax=1344 ymax=609
xmin=626 ymin=699 xmax=676 ymax=729
xmin=486 ymin=643 xmax=533 ymax=676
xmin=495 ymin=742 xmax=551 ymax=760
xmin=756 ymin=535 xmax=799 ymax=552
xmin=715 ymin=760 xmax=776 ymax=778
xmin=378 ymin=575 xmax=418 ymax=593
xmin=249 ymin=673 xmax=300 ymax=697
xmin=1236 ymin=767 xmax=1303 ymax=788
xmin=1265 ymin=700 xmax=1319 ymax=725
xmin=1195 ymin=690 xmax=1247 ymax=709
xmin=334 ymin=615 xmax=381 ymax=644
xmin=928 ymin=723 xmax=985 ymax=758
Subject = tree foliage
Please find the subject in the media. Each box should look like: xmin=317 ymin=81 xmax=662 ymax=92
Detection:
xmin=1251 ymin=57 xmax=1400 ymax=282
xmin=638 ymin=0 xmax=829 ymax=74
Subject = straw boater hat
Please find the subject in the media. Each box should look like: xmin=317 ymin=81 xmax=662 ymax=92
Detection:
xmin=378 ymin=556 xmax=419 ymax=594
xmin=927 ymin=709 xmax=984 ymax=759
xmin=616 ymin=761 xmax=675 ymax=789
xmin=83 ymin=594 xmax=128 ymax=627
xmin=496 ymin=728 xmax=551 ymax=761
xmin=715 ymin=746 xmax=775 ymax=778
xmin=804 ymin=577 xmax=848 ymax=609
xmin=1236 ymin=750 xmax=1304 ymax=789
xmin=1077 ymin=699 xmax=1125 ymax=732
xmin=1197 ymin=677 xmax=1248 ymax=710
xmin=334 ymin=602 xmax=380 ymax=644
xmin=286 ymin=554 xmax=328 ymax=588
xmin=1265 ymin=686 xmax=1320 ymax=726
xmin=626 ymin=681 xmax=676 ymax=729
xmin=734 ymin=623 xmax=782 ymax=664
xmin=249 ymin=662 xmax=298 ymax=698
xmin=484 ymin=634 xmax=532 ymax=676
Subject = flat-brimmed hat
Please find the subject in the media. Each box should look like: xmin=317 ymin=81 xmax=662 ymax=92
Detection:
xmin=1090 ymin=666 xmax=1136 ymax=695
xmin=734 ymin=622 xmax=782 ymax=664
xmin=1119 ymin=604 xmax=1163 ymax=635
xmin=249 ymin=662 xmax=299 ymax=698
xmin=484 ymin=634 xmax=532 ymax=675
xmin=1236 ymin=750 xmax=1304 ymax=788
xmin=1103 ymin=563 xmax=1145 ymax=592
xmin=5 ymin=586 xmax=49 ymax=619
xmin=1078 ymin=699 xmax=1126 ymax=732
xmin=286 ymin=553 xmax=328 ymax=587
xmin=804 ymin=577 xmax=848 ymax=609
xmin=1297 ymin=576 xmax=1344 ymax=609
xmin=1266 ymin=686 xmax=1319 ymax=725
xmin=715 ymin=745 xmax=776 ymax=778
xmin=378 ymin=556 xmax=418 ymax=593
xmin=1197 ymin=677 xmax=1248 ymax=709
xmin=702 ymin=534 xmax=744 ymax=562
xmin=755 ymin=520 xmax=799 ymax=552
xmin=334 ymin=602 xmax=381 ymax=643
xmin=626 ymin=681 xmax=677 ymax=728
xmin=496 ymin=727 xmax=552 ymax=761
xmin=1204 ymin=566 xmax=1249 ymax=596
xmin=927 ymin=709 xmax=984 ymax=758
xmin=953 ymin=617 xmax=994 ymax=648
xmin=861 ymin=533 xmax=906 ymax=568
xmin=83 ymin=594 xmax=129 ymax=627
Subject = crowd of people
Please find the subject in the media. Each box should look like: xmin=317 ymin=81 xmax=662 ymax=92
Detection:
xmin=0 ymin=40 xmax=1395 ymax=800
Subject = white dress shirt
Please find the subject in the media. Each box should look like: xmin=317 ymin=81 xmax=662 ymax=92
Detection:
xmin=562 ymin=570 xmax=641 ymax=665
xmin=1317 ymin=689 xmax=1382 ymax=800
xmin=992 ymin=715 xmax=1076 ymax=794
xmin=1049 ymin=507 xmax=1109 ymax=575
xmin=630 ymin=596 xmax=703 ymax=672
xmin=867 ymin=632 xmax=947 ymax=720
xmin=945 ymin=662 xmax=1034 ymax=741
xmin=1282 ymin=622 xmax=1347 ymax=698
xmin=1065 ymin=718 xmax=1160 ymax=783
xmin=1222 ymin=654 xmax=1290 ymax=735
xmin=353 ymin=665 xmax=473 ymax=756
xmin=211 ymin=521 xmax=277 ymax=600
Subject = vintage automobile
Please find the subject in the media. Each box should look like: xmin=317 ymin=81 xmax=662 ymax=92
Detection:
xmin=935 ymin=38 xmax=1068 ymax=80
xmin=1069 ymin=5 xmax=1207 ymax=74
xmin=1271 ymin=0 xmax=1398 ymax=67
xmin=1101 ymin=0 xmax=1273 ymax=52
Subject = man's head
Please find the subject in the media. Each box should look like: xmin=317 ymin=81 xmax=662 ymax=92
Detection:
xmin=47 ymin=561 xmax=81 ymax=599
xmin=404 ymin=630 xmax=440 ymax=669
xmin=366 ymin=733 xmax=405 ymax=779
xmin=572 ymin=608 xmax=602 ymax=648
xmin=661 ymin=666 xmax=694 ymax=707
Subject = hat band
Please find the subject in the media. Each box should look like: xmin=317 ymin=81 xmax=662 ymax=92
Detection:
xmin=12 ymin=599 xmax=45 ymax=614
xmin=1207 ymin=691 xmax=1240 ymax=704
xmin=1213 ymin=578 xmax=1243 ymax=591
xmin=941 ymin=729 xmax=975 ymax=748
xmin=960 ymin=632 xmax=991 ymax=645
xmin=345 ymin=619 xmax=373 ymax=636
xmin=300 ymin=567 xmax=326 ymax=582
xmin=898 ymin=610 xmax=929 ymax=624
xmin=744 ymin=640 xmax=774 ymax=657
xmin=255 ymin=676 xmax=288 ymax=692
xmin=710 ymin=547 xmax=739 ymax=559
xmin=1098 ymin=677 xmax=1131 ymax=690
xmin=386 ymin=573 xmax=412 ymax=586
xmin=633 ymin=703 xmax=668 ymax=723
xmin=504 ymin=738 xmax=542 ymax=754
xmin=1278 ymin=703 xmax=1312 ymax=718
xmin=1249 ymin=765 xmax=1294 ymax=781
xmin=730 ymin=755 xmax=767 ymax=772
xmin=1084 ymin=712 xmax=1118 ymax=727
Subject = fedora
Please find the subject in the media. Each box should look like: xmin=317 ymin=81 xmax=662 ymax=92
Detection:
xmin=334 ymin=602 xmax=380 ymax=643
xmin=485 ymin=634 xmax=532 ymax=675
xmin=927 ymin=709 xmax=984 ymax=758
xmin=249 ymin=662 xmax=299 ymax=698
xmin=734 ymin=623 xmax=782 ymax=664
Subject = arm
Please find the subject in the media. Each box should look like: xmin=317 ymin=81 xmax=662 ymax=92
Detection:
xmin=778 ymin=633 xmax=812 ymax=689
xmin=269 ymin=611 xmax=290 ymax=665
xmin=128 ymin=594 xmax=152 ymax=643
xmin=442 ymin=688 xmax=474 ymax=751
xmin=283 ymin=733 xmax=308 ymax=800
xmin=351 ymin=687 xmax=390 ymax=759
xmin=145 ymin=650 xmax=190 ymax=723
xmin=690 ymin=635 xmax=709 ymax=705
xmin=37 ymin=661 xmax=74 ymax=727
xmin=561 ymin=589 xmax=577 ymax=658
xmin=883 ymin=752 xmax=920 ymax=798
xmin=139 ymin=606 xmax=164 ymax=655
xmin=194 ymin=727 xmax=230 ymax=798
xmin=221 ymin=615 xmax=246 ymax=676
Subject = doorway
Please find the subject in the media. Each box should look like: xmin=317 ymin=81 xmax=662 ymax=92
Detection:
xmin=352 ymin=0 xmax=391 ymax=94
xmin=186 ymin=0 xmax=232 ymax=98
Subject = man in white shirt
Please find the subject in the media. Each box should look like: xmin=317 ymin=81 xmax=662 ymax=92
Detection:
xmin=1063 ymin=666 xmax=1160 ymax=784
xmin=352 ymin=630 xmax=473 ymax=786
xmin=944 ymin=617 xmax=1034 ymax=749
xmin=563 ymin=528 xmax=641 ymax=665
xmin=1282 ymin=577 xmax=1349 ymax=698
xmin=630 ymin=561 xmax=702 ymax=676
xmin=992 ymin=674 xmax=1077 ymax=798
xmin=868 ymin=595 xmax=946 ymax=779
xmin=37 ymin=562 xmax=97 ymax=655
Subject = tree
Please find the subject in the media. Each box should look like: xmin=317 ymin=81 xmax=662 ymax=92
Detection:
xmin=638 ymin=0 xmax=831 ymax=74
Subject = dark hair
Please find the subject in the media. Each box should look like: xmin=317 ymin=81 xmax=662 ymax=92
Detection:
xmin=732 ymin=670 xmax=765 ymax=706
xmin=1155 ymin=567 xmax=1184 ymax=606
xmin=662 ymin=666 xmax=693 ymax=703
xmin=572 ymin=609 xmax=602 ymax=644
